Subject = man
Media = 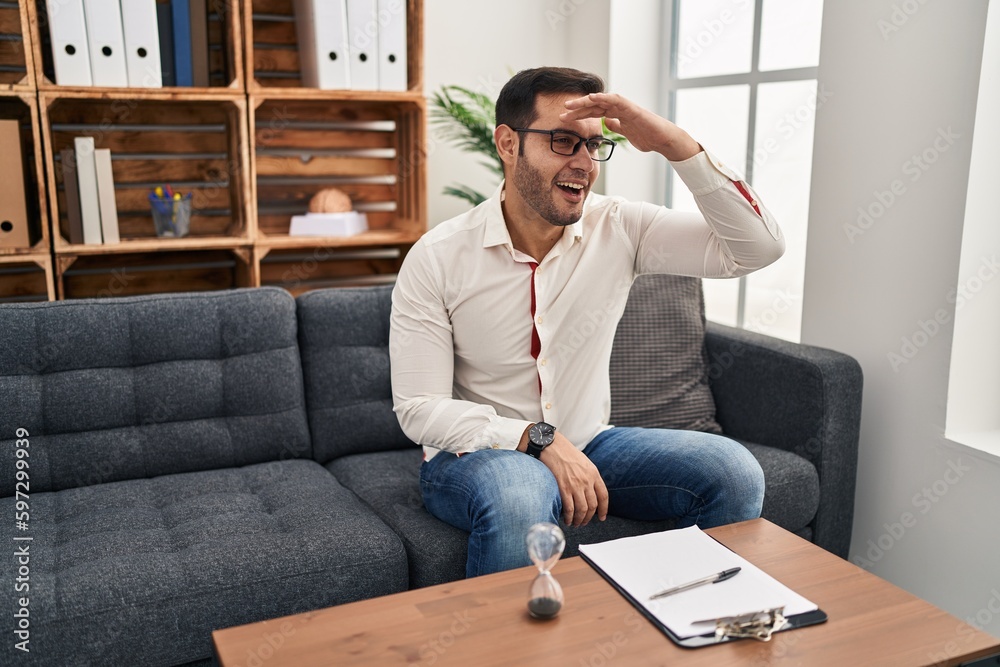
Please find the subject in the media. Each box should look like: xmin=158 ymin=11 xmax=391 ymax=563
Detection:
xmin=390 ymin=67 xmax=784 ymax=578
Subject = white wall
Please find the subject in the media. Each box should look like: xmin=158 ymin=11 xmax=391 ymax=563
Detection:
xmin=802 ymin=0 xmax=1000 ymax=640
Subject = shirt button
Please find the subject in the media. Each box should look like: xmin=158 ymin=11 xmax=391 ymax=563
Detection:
xmin=491 ymin=443 xmax=500 ymax=449
xmin=536 ymin=316 xmax=543 ymax=324
xmin=539 ymin=358 xmax=548 ymax=366
xmin=545 ymin=403 xmax=552 ymax=410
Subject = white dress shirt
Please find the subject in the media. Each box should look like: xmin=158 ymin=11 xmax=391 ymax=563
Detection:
xmin=390 ymin=150 xmax=784 ymax=461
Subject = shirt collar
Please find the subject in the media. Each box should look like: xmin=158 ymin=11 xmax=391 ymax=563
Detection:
xmin=482 ymin=181 xmax=585 ymax=251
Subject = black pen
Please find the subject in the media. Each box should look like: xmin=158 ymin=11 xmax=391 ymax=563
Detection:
xmin=648 ymin=567 xmax=742 ymax=600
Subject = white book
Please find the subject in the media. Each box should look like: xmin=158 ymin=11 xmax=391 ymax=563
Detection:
xmin=82 ymin=0 xmax=129 ymax=87
xmin=377 ymin=0 xmax=407 ymax=91
xmin=346 ymin=0 xmax=379 ymax=90
xmin=120 ymin=0 xmax=163 ymax=87
xmin=93 ymin=149 xmax=120 ymax=244
xmin=74 ymin=137 xmax=103 ymax=245
xmin=294 ymin=0 xmax=351 ymax=89
xmin=289 ymin=212 xmax=368 ymax=237
xmin=45 ymin=0 xmax=93 ymax=86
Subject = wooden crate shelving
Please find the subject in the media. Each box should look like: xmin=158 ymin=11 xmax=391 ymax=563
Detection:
xmin=3 ymin=0 xmax=425 ymax=300
xmin=39 ymin=90 xmax=252 ymax=252
xmin=55 ymin=247 xmax=254 ymax=299
xmin=243 ymin=0 xmax=427 ymax=284
xmin=256 ymin=244 xmax=404 ymax=296
xmin=0 ymin=0 xmax=34 ymax=90
xmin=245 ymin=0 xmax=423 ymax=95
xmin=0 ymin=252 xmax=54 ymax=301
xmin=0 ymin=89 xmax=48 ymax=255
xmin=26 ymin=0 xmax=243 ymax=93
xmin=250 ymin=94 xmax=425 ymax=250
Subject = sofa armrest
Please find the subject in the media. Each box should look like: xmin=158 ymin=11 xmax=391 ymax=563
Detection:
xmin=704 ymin=322 xmax=863 ymax=558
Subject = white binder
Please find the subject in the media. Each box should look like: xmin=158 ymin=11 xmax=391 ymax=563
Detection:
xmin=377 ymin=0 xmax=407 ymax=91
xmin=74 ymin=137 xmax=104 ymax=245
xmin=346 ymin=0 xmax=379 ymax=90
xmin=293 ymin=0 xmax=351 ymax=89
xmin=45 ymin=0 xmax=93 ymax=86
xmin=121 ymin=0 xmax=163 ymax=87
xmin=94 ymin=149 xmax=120 ymax=244
xmin=82 ymin=0 xmax=129 ymax=87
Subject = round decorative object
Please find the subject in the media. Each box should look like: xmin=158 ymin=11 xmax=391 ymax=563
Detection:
xmin=308 ymin=188 xmax=353 ymax=213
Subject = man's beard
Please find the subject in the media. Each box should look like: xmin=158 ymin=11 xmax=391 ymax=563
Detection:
xmin=512 ymin=157 xmax=586 ymax=227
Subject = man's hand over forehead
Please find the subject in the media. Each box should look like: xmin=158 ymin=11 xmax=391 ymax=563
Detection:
xmin=561 ymin=92 xmax=701 ymax=161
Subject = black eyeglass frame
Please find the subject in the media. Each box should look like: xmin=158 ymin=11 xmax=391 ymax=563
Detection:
xmin=511 ymin=127 xmax=616 ymax=162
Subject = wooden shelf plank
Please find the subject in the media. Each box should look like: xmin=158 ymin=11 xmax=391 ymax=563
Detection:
xmin=54 ymin=237 xmax=252 ymax=256
xmin=256 ymin=230 xmax=420 ymax=250
xmin=248 ymin=88 xmax=426 ymax=104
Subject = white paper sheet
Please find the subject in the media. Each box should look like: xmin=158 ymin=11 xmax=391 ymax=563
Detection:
xmin=578 ymin=526 xmax=818 ymax=639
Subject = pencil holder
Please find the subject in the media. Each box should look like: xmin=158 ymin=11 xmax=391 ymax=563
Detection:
xmin=149 ymin=193 xmax=193 ymax=238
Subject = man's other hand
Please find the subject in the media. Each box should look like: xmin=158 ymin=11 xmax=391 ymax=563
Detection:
xmin=539 ymin=433 xmax=609 ymax=527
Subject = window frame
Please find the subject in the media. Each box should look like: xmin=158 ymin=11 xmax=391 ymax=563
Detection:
xmin=662 ymin=0 xmax=820 ymax=329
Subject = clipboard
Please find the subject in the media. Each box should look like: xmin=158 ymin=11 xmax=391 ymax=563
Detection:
xmin=580 ymin=527 xmax=827 ymax=648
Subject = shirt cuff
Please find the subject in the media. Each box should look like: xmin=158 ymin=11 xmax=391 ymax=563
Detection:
xmin=480 ymin=416 xmax=534 ymax=451
xmin=669 ymin=149 xmax=744 ymax=197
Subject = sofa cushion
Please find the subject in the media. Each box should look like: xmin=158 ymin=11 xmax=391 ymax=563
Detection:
xmin=739 ymin=441 xmax=820 ymax=533
xmin=297 ymin=286 xmax=415 ymax=463
xmin=331 ymin=442 xmax=816 ymax=589
xmin=610 ymin=275 xmax=723 ymax=434
xmin=0 ymin=459 xmax=408 ymax=666
xmin=0 ymin=288 xmax=312 ymax=495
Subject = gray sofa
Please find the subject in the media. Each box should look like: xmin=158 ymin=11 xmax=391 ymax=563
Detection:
xmin=0 ymin=283 xmax=861 ymax=666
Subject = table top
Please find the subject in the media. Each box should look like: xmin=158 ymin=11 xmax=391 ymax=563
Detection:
xmin=212 ymin=519 xmax=1000 ymax=666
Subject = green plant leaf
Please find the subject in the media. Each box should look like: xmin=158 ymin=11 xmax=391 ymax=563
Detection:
xmin=430 ymin=84 xmax=504 ymax=204
xmin=442 ymin=184 xmax=489 ymax=207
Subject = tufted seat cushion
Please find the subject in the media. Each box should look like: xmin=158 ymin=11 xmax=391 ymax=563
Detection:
xmin=1 ymin=459 xmax=408 ymax=666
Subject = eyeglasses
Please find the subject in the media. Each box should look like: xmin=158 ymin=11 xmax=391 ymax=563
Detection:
xmin=512 ymin=128 xmax=616 ymax=161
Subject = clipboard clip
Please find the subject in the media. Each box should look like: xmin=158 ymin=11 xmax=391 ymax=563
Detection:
xmin=694 ymin=606 xmax=788 ymax=642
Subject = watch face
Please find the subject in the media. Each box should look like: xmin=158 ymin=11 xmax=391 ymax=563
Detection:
xmin=530 ymin=422 xmax=555 ymax=446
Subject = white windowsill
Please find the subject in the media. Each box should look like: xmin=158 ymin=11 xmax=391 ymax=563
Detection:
xmin=944 ymin=430 xmax=1000 ymax=465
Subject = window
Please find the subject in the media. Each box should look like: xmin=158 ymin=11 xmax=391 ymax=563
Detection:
xmin=945 ymin=0 xmax=1000 ymax=459
xmin=664 ymin=0 xmax=824 ymax=342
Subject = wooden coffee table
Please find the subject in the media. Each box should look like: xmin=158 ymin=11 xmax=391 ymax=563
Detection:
xmin=212 ymin=519 xmax=1000 ymax=666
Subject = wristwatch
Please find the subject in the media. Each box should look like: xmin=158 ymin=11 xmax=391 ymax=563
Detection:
xmin=526 ymin=422 xmax=556 ymax=459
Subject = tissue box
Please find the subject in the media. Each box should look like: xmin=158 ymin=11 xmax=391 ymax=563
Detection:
xmin=289 ymin=212 xmax=368 ymax=237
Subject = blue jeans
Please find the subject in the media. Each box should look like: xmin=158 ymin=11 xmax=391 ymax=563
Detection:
xmin=419 ymin=426 xmax=765 ymax=578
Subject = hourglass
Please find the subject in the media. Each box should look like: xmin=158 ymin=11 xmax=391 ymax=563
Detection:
xmin=526 ymin=522 xmax=566 ymax=619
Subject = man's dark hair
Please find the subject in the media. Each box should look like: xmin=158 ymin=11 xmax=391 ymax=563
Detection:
xmin=495 ymin=67 xmax=605 ymax=130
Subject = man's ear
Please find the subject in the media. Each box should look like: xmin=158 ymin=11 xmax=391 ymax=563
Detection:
xmin=494 ymin=124 xmax=519 ymax=169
